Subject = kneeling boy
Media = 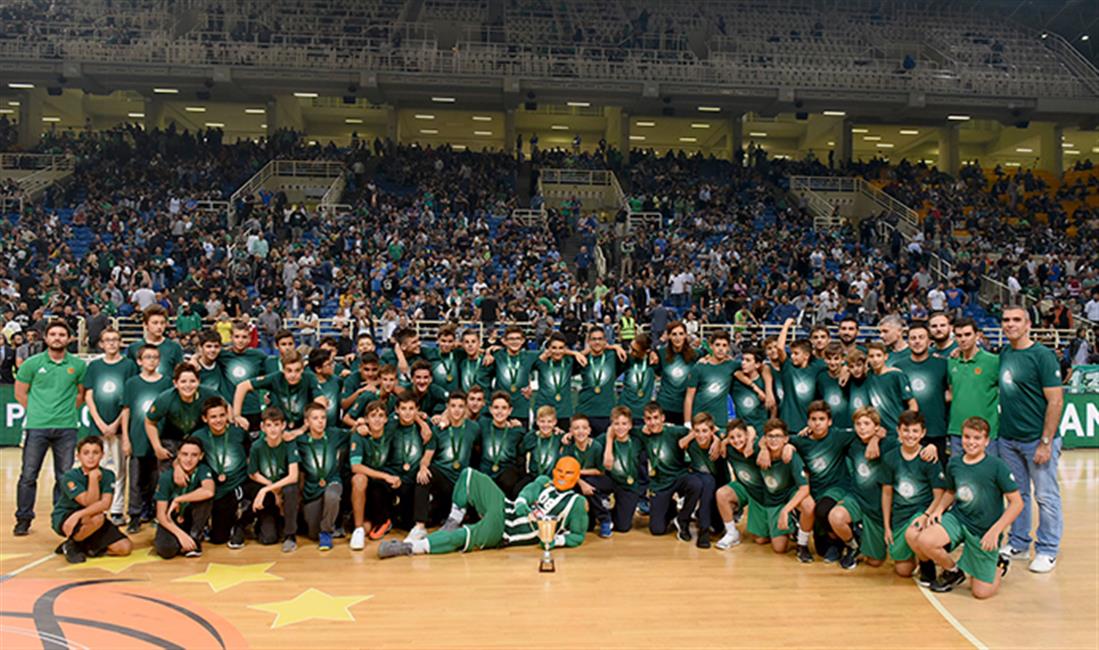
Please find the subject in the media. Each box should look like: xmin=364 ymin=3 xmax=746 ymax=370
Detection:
xmin=52 ymin=436 xmax=133 ymax=563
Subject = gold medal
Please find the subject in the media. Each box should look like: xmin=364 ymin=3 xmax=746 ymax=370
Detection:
xmin=637 ymin=390 xmax=645 ymax=398
xmin=627 ymin=476 xmax=635 ymax=485
xmin=492 ymin=463 xmax=500 ymax=472
xmin=555 ymin=394 xmax=562 ymax=402
xmin=447 ymin=374 xmax=453 ymax=382
xmin=403 ymin=463 xmax=411 ymax=471
xmin=594 ymin=387 xmax=601 ymax=394
xmin=453 ymin=461 xmax=461 ymax=470
xmin=218 ymin=473 xmax=226 ymax=482
xmin=649 ymin=468 xmax=656 ymax=477
xmin=319 ymin=479 xmax=326 ymax=487
xmin=511 ymin=385 xmax=518 ymax=393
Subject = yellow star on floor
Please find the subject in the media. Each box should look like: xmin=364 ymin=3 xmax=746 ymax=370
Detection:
xmin=249 ymin=588 xmax=373 ymax=629
xmin=174 ymin=562 xmax=283 ymax=593
xmin=59 ymin=547 xmax=160 ymax=574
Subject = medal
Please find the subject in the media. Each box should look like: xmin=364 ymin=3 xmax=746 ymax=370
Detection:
xmin=319 ymin=479 xmax=326 ymax=487
xmin=594 ymin=386 xmax=601 ymax=394
xmin=649 ymin=468 xmax=657 ymax=477
xmin=492 ymin=463 xmax=500 ymax=472
xmin=637 ymin=389 xmax=645 ymax=398
xmin=627 ymin=476 xmax=635 ymax=485
xmin=511 ymin=385 xmax=518 ymax=393
xmin=591 ymin=353 xmax=607 ymax=394
xmin=555 ymin=394 xmax=562 ymax=402
xmin=447 ymin=374 xmax=453 ymax=382
xmin=218 ymin=473 xmax=227 ymax=482
xmin=453 ymin=461 xmax=461 ymax=469
xmin=403 ymin=462 xmax=411 ymax=471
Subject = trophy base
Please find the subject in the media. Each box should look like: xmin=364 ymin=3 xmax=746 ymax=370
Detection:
xmin=538 ymin=558 xmax=556 ymax=573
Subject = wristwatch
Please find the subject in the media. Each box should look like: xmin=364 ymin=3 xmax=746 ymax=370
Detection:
xmin=1041 ymin=436 xmax=1051 ymax=445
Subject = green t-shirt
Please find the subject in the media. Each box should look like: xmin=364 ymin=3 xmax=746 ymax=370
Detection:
xmin=492 ymin=349 xmax=538 ymax=419
xmin=221 ymin=348 xmax=270 ymax=415
xmin=197 ymin=361 xmax=228 ymax=399
xmin=686 ymin=439 xmax=727 ymax=483
xmin=686 ymin=358 xmax=736 ymax=427
xmin=893 ymin=354 xmax=949 ymax=439
xmin=947 ymin=349 xmax=1000 ymax=437
xmin=846 ymin=436 xmax=897 ymax=520
xmin=176 ymin=312 xmax=203 ymax=334
xmin=998 ymin=343 xmax=1062 ymax=442
xmin=253 ymin=371 xmax=322 ymax=427
xmin=296 ymin=429 xmax=349 ymax=501
xmin=726 ymin=442 xmax=766 ymax=504
xmin=814 ymin=370 xmax=852 ymax=432
xmin=385 ymin=421 xmax=437 ymax=482
xmin=315 ymin=374 xmax=343 ymax=426
xmin=458 ymin=353 xmax=492 ymax=393
xmin=477 ymin=420 xmax=525 ymax=477
xmin=561 ymin=438 xmax=604 ymax=471
xmin=430 ymin=420 xmax=480 ymax=483
xmin=15 ymin=351 xmax=87 ymax=429
xmin=759 ymin=453 xmax=808 ymax=507
xmin=146 ymin=387 xmax=219 ymax=442
xmin=349 ymin=426 xmax=391 ymax=469
xmin=607 ymin=436 xmax=643 ymax=491
xmin=640 ymin=425 xmax=689 ymax=492
xmin=532 ymin=356 xmax=576 ymax=418
xmin=412 ymin=384 xmax=449 ymax=417
xmin=52 ymin=466 xmax=115 ymax=533
xmin=576 ymin=350 xmax=622 ymax=417
xmin=83 ymin=356 xmax=137 ymax=431
xmin=123 ymin=374 xmax=173 ymax=457
xmin=731 ymin=375 xmax=768 ymax=432
xmin=945 ymin=454 xmax=1018 ymax=536
xmin=154 ymin=463 xmax=214 ymax=519
xmin=618 ymin=355 xmax=656 ymax=419
xmin=126 ymin=338 xmax=184 ymax=379
xmin=866 ymin=369 xmax=913 ymax=434
xmin=778 ymin=359 xmax=820 ymax=433
xmin=248 ymin=437 xmax=300 ymax=483
xmin=881 ymin=446 xmax=947 ymax=528
xmin=790 ymin=427 xmax=855 ymax=498
xmin=848 ymin=375 xmax=872 ymax=415
xmin=523 ymin=430 xmax=563 ymax=476
xmin=192 ymin=426 xmax=248 ymax=498
xmin=431 ymin=349 xmax=462 ymax=395
xmin=655 ymin=348 xmax=694 ymax=414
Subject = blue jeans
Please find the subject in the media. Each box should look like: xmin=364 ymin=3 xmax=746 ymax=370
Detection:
xmin=16 ymin=428 xmax=77 ymax=522
xmin=999 ymin=437 xmax=1063 ymax=557
xmin=948 ymin=436 xmax=1001 ymax=459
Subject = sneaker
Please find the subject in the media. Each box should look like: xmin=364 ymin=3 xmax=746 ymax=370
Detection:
xmin=12 ymin=519 xmax=30 ymax=536
xmin=184 ymin=547 xmax=203 ymax=558
xmin=840 ymin=544 xmax=859 ymax=570
xmin=62 ymin=540 xmax=86 ymax=564
xmin=439 ymin=517 xmax=462 ymax=533
xmin=672 ymin=518 xmax=692 ymax=543
xmin=126 ymin=519 xmax=141 ymax=535
xmin=598 ymin=521 xmax=613 ymax=538
xmin=404 ymin=525 xmax=429 ymax=543
xmin=638 ymin=499 xmax=651 ymax=516
xmin=349 ymin=527 xmax=366 ymax=551
xmin=368 ymin=519 xmax=392 ymax=541
xmin=716 ymin=528 xmax=741 ymax=550
xmin=108 ymin=513 xmax=126 ymax=526
xmin=281 ymin=536 xmax=298 ymax=553
xmin=1028 ymin=554 xmax=1056 ymax=573
xmin=917 ymin=560 xmax=938 ymax=587
xmin=929 ymin=568 xmax=966 ymax=593
xmin=228 ymin=527 xmax=245 ymax=550
xmin=377 ymin=539 xmax=413 ymax=559
xmin=999 ymin=544 xmax=1029 ymax=561
xmin=796 ymin=544 xmax=814 ymax=563
xmin=54 ymin=541 xmax=66 ymax=555
xmin=997 ymin=556 xmax=1010 ymax=578
xmin=318 ymin=532 xmax=333 ymax=551
xmin=332 ymin=526 xmax=346 ymax=539
xmin=823 ymin=544 xmax=841 ymax=564
xmin=696 ymin=530 xmax=711 ymax=549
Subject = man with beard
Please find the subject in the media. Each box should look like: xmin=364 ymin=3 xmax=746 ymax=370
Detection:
xmin=928 ymin=312 xmax=957 ymax=357
xmin=837 ymin=317 xmax=864 ymax=356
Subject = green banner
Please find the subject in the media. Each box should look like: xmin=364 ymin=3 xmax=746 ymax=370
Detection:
xmin=0 ymin=384 xmax=92 ymax=447
xmin=1060 ymin=392 xmax=1099 ymax=449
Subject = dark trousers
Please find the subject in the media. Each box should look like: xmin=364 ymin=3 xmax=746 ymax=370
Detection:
xmin=154 ymin=500 xmax=212 ymax=559
xmin=208 ymin=486 xmax=244 ymax=544
xmin=128 ymin=454 xmax=158 ymax=519
xmin=582 ymin=475 xmax=615 ymax=526
xmin=927 ymin=437 xmax=948 ymax=470
xmin=663 ymin=411 xmax=684 ymax=425
xmin=15 ymin=428 xmax=76 ymax=522
xmin=612 ymin=486 xmax=642 ymax=532
xmin=302 ymin=483 xmax=342 ymax=539
xmin=649 ymin=474 xmax=703 ymax=535
xmin=695 ymin=473 xmax=718 ymax=533
xmin=494 ymin=465 xmax=524 ymax=499
xmin=426 ymin=471 xmax=456 ymax=526
xmin=365 ymin=481 xmax=396 ymax=525
xmin=242 ymin=480 xmax=299 ymax=544
xmin=395 ymin=479 xmax=431 ymax=529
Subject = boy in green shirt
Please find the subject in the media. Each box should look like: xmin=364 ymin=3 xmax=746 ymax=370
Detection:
xmin=640 ymin=403 xmax=703 ymax=543
xmin=775 ymin=318 xmax=820 ymax=433
xmin=730 ymin=348 xmax=771 ymax=433
xmin=918 ymin=416 xmax=1023 ymax=598
xmin=221 ymin=321 xmax=269 ymax=432
xmin=409 ymin=359 xmax=449 ymax=417
xmin=484 ymin=326 xmax=539 ymax=423
xmin=684 ymin=331 xmax=738 ymax=429
xmin=194 ymin=330 xmax=228 ymax=397
xmin=523 ymin=405 xmax=564 ymax=487
xmin=126 ymin=305 xmax=184 ymax=379
xmin=427 ymin=392 xmax=481 ymax=521
xmin=83 ymin=327 xmax=136 ymax=524
xmin=52 ymin=436 xmax=133 ymax=564
xmin=348 ymin=400 xmax=398 ymax=550
xmin=309 ymin=348 xmax=343 ymax=429
xmin=757 ymin=418 xmax=814 ymax=561
xmin=243 ymin=407 xmax=301 ymax=552
xmin=146 ymin=364 xmax=220 ymax=469
xmin=562 ymin=415 xmax=611 ymax=538
xmin=947 ymin=318 xmax=1001 ymax=458
xmin=715 ymin=419 xmax=765 ymax=550
xmin=602 ymin=407 xmax=645 ymax=533
xmin=814 ymin=342 xmax=853 ymax=432
xmin=296 ymin=402 xmax=349 ymax=551
xmin=234 ymin=349 xmax=326 ymax=434
xmin=575 ymin=327 xmax=627 ymax=436
xmin=153 ymin=437 xmax=215 ymax=559
xmin=385 ymin=392 xmax=437 ymax=543
xmin=191 ymin=397 xmax=249 ymax=549
xmin=477 ymin=391 xmax=526 ymax=497
xmin=893 ymin=323 xmax=950 ymax=464
xmin=531 ymin=333 xmax=582 ymax=427
xmin=120 ymin=345 xmax=172 ymax=533
xmin=865 ymin=342 xmax=917 ymax=435
xmin=679 ymin=413 xmax=722 ymax=548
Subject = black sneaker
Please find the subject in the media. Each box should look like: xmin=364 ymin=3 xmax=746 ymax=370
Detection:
xmin=796 ymin=544 xmax=814 ymax=563
xmin=672 ymin=518 xmax=692 ymax=543
xmin=62 ymin=539 xmax=86 ymax=564
xmin=998 ymin=556 xmax=1010 ymax=578
xmin=696 ymin=530 xmax=711 ymax=549
xmin=126 ymin=518 xmax=141 ymax=534
xmin=12 ymin=519 xmax=30 ymax=536
xmin=823 ymin=544 xmax=842 ymax=564
xmin=917 ymin=560 xmax=938 ymax=587
xmin=332 ymin=526 xmax=346 ymax=539
xmin=184 ymin=541 xmax=203 ymax=558
xmin=228 ymin=527 xmax=245 ymax=549
xmin=929 ymin=568 xmax=966 ymax=593
xmin=840 ymin=544 xmax=859 ymax=570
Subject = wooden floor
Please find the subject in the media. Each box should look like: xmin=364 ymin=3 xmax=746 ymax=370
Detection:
xmin=1 ymin=448 xmax=1096 ymax=649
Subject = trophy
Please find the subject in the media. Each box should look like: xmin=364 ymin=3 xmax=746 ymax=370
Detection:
xmin=536 ymin=513 xmax=559 ymax=573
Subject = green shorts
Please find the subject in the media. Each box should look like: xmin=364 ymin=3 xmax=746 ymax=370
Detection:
xmin=816 ymin=486 xmax=849 ymax=505
xmin=727 ymin=481 xmax=769 ymax=539
xmin=941 ymin=511 xmax=1000 ymax=584
xmin=859 ymin=516 xmax=888 ymax=561
xmin=889 ymin=512 xmax=923 ymax=562
xmin=838 ymin=497 xmax=863 ymax=525
xmin=763 ymin=504 xmax=800 ymax=537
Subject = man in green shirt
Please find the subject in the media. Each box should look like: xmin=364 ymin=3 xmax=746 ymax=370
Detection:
xmin=894 ymin=323 xmax=950 ymax=464
xmin=684 ymin=331 xmax=737 ymax=429
xmin=640 ymin=403 xmax=703 ymax=542
xmin=120 ymin=345 xmax=173 ymax=533
xmin=146 ymin=364 xmax=219 ymax=469
xmin=221 ymin=321 xmax=270 ymax=432
xmin=83 ymin=327 xmax=136 ymax=524
xmin=175 ymin=302 xmax=203 ymax=337
xmin=865 ymin=342 xmax=917 ymax=435
xmin=243 ymin=407 xmax=301 ymax=551
xmin=929 ymin=311 xmax=958 ymax=357
xmin=191 ymin=397 xmax=249 ymax=549
xmin=996 ymin=306 xmax=1065 ymax=574
xmin=575 ymin=327 xmax=626 ymax=436
xmin=125 ymin=305 xmax=184 ymax=379
xmin=485 ymin=327 xmax=539 ymax=423
xmin=51 ymin=436 xmax=133 ymax=564
xmin=947 ymin=317 xmax=1001 ymax=458
xmin=234 ymin=349 xmax=326 ymax=433
xmin=153 ymin=437 xmax=215 ymax=559
xmin=13 ymin=320 xmax=87 ymax=536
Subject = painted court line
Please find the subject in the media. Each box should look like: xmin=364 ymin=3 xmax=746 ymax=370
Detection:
xmin=3 ymin=553 xmax=56 ymax=577
xmin=918 ymin=585 xmax=989 ymax=650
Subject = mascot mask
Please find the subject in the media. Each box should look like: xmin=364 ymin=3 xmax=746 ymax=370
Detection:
xmin=552 ymin=456 xmax=581 ymax=492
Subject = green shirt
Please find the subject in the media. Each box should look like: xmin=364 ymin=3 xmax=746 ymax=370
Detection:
xmin=576 ymin=350 xmax=622 ymax=417
xmin=655 ymin=348 xmax=694 ymax=414
xmin=998 ymin=343 xmax=1062 ymax=442
xmin=123 ymin=374 xmax=173 ymax=457
xmin=778 ymin=359 xmax=820 ymax=432
xmin=154 ymin=463 xmax=214 ymax=519
xmin=686 ymin=439 xmax=727 ymax=483
xmin=492 ymin=349 xmax=538 ymax=419
xmin=385 ymin=421 xmax=437 ymax=482
xmin=759 ymin=453 xmax=809 ymax=507
xmin=252 ymin=371 xmax=322 ymax=427
xmin=15 ymin=351 xmax=87 ymax=429
xmin=790 ymin=427 xmax=855 ymax=498
xmin=248 ymin=437 xmax=300 ymax=483
xmin=430 ymin=420 xmax=480 ymax=483
xmin=176 ymin=313 xmax=203 ymax=335
xmin=197 ymin=361 xmax=228 ymax=398
xmin=52 ymin=466 xmax=115 ymax=533
xmin=618 ymin=355 xmax=656 ymax=419
xmin=867 ymin=369 xmax=914 ymax=434
xmin=126 ymin=338 xmax=184 ymax=379
xmin=83 ymin=356 xmax=136 ymax=429
xmin=146 ymin=387 xmax=219 ymax=442
xmin=477 ymin=420 xmax=525 ymax=477
xmin=431 ymin=349 xmax=462 ymax=395
xmin=686 ymin=358 xmax=737 ymax=427
xmin=607 ymin=436 xmax=643 ymax=491
xmin=561 ymin=438 xmax=604 ymax=471
xmin=726 ymin=442 xmax=767 ymax=504
xmin=315 ymin=374 xmax=343 ymax=426
xmin=221 ymin=348 xmax=268 ymax=415
xmin=814 ymin=370 xmax=853 ymax=432
xmin=893 ymin=354 xmax=950 ymax=439
xmin=532 ymin=357 xmax=576 ymax=418
xmin=881 ymin=446 xmax=947 ymax=528
xmin=945 ymin=454 xmax=1018 ymax=536
xmin=458 ymin=353 xmax=492 ymax=393
xmin=731 ymin=376 xmax=768 ymax=432
xmin=640 ymin=425 xmax=689 ymax=492
xmin=192 ymin=426 xmax=248 ymax=498
xmin=948 ymin=349 xmax=1000 ymax=437
xmin=523 ymin=430 xmax=563 ymax=476
xmin=296 ymin=429 xmax=349 ymax=501
xmin=412 ymin=384 xmax=449 ymax=417
xmin=349 ymin=429 xmax=391 ymax=469
xmin=846 ymin=436 xmax=897 ymax=520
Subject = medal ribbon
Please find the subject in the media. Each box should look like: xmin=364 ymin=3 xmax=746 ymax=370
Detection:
xmin=310 ymin=434 xmax=328 ymax=481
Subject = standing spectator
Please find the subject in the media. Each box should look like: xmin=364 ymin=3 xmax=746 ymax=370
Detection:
xmin=12 ymin=321 xmax=87 ymax=536
xmin=84 ymin=303 xmax=110 ymax=352
xmin=176 ymin=303 xmax=203 ymax=338
xmin=1084 ymin=291 xmax=1099 ymax=323
xmin=0 ymin=332 xmax=16 ymax=384
xmin=997 ymin=306 xmax=1064 ymax=574
xmin=258 ymin=302 xmax=281 ymax=351
xmin=649 ymin=301 xmax=670 ymax=343
xmin=1068 ymin=328 xmax=1091 ymax=368
xmin=298 ymin=303 xmax=320 ymax=349
xmin=15 ymin=329 xmax=44 ymax=369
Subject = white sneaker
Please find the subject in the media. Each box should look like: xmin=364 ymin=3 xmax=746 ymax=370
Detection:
xmin=716 ymin=529 xmax=741 ymax=550
xmin=1028 ymin=554 xmax=1057 ymax=573
xmin=404 ymin=525 xmax=428 ymax=543
xmin=1000 ymin=544 xmax=1029 ymax=561
xmin=349 ymin=527 xmax=366 ymax=551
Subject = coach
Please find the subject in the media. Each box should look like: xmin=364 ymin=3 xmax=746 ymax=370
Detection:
xmin=12 ymin=320 xmax=87 ymax=536
xmin=996 ymin=306 xmax=1063 ymax=574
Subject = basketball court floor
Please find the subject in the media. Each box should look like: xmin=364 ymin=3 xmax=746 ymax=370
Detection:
xmin=1 ymin=447 xmax=1096 ymax=649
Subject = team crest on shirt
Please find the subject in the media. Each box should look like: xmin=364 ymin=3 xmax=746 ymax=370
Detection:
xmin=737 ymin=469 xmax=754 ymax=483
xmin=142 ymin=400 xmax=154 ymax=414
xmin=912 ymin=378 xmax=926 ymax=392
xmin=67 ymin=481 xmax=76 ymax=490
xmin=232 ymin=366 xmax=247 ymax=378
xmin=957 ymin=484 xmax=975 ymax=503
xmin=764 ymin=475 xmax=779 ymax=489
xmin=897 ymin=480 xmax=916 ymax=498
xmin=741 ymin=395 xmax=758 ymax=409
xmin=670 ymin=366 xmax=686 ymax=379
xmin=795 ymin=381 xmax=810 ymax=396
xmin=706 ymin=382 xmax=722 ymax=395
xmin=68 ymin=368 xmax=75 ymax=374
xmin=828 ymin=394 xmax=841 ymax=407
xmin=102 ymin=381 xmax=117 ymax=394
xmin=1001 ymin=370 xmax=1013 ymax=386
xmin=811 ymin=457 xmax=827 ymax=472
xmin=856 ymin=461 xmax=871 ymax=478
xmin=973 ymin=367 xmax=982 ymax=376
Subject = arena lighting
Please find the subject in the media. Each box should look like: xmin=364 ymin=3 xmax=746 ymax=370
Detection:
xmin=875 ymin=143 xmax=894 ymax=148
xmin=431 ymin=96 xmax=456 ymax=103
xmin=127 ymin=112 xmax=145 ymax=118
xmin=748 ymin=131 xmax=767 ymax=137
xmin=345 ymin=118 xmax=363 ymax=124
xmin=1093 ymin=147 xmax=1099 ymax=154
xmin=899 ymin=129 xmax=920 ymax=135
xmin=205 ymin=122 xmax=225 ymax=127
xmin=1004 ymin=161 xmax=1022 ymax=167
xmin=851 ymin=128 xmax=869 ymax=133
xmin=690 ymin=123 xmax=711 ymax=129
xmin=629 ymin=135 xmax=646 ymax=141
xmin=0 ymin=109 xmax=13 ymax=114
xmin=293 ymin=92 xmax=318 ymax=98
xmin=827 ymin=141 xmax=835 ymax=146
xmin=1064 ymin=149 xmax=1081 ymax=155
xmin=822 ymin=110 xmax=846 ymax=116
xmin=184 ymin=106 xmax=207 ymax=113
xmin=452 ymin=144 xmax=467 ymax=150
xmin=863 ymin=135 xmax=882 ymax=141
xmin=244 ymin=108 xmax=265 ymax=114
xmin=697 ymin=106 xmax=721 ymax=112
xmin=1016 ymin=147 xmax=1033 ymax=153
xmin=1082 ymin=35 xmax=1090 ymax=42
xmin=676 ymin=137 xmax=695 ymax=143
xmin=152 ymin=87 xmax=179 ymax=94
xmin=8 ymin=101 xmax=19 ymax=106
xmin=41 ymin=116 xmax=60 ymax=122
xmin=550 ymin=125 xmax=568 ymax=130
xmin=414 ymin=114 xmax=435 ymax=120
xmin=636 ymin=121 xmax=656 ymax=127
xmin=471 ymin=115 xmax=492 ymax=121
xmin=419 ymin=129 xmax=439 ymax=134
xmin=260 ymin=123 xmax=267 ymax=129
xmin=473 ymin=130 xmax=493 ymax=136
xmin=566 ymin=101 xmax=590 ymax=107
xmin=8 ymin=82 xmax=34 ymax=89
xmin=947 ymin=114 xmax=971 ymax=121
